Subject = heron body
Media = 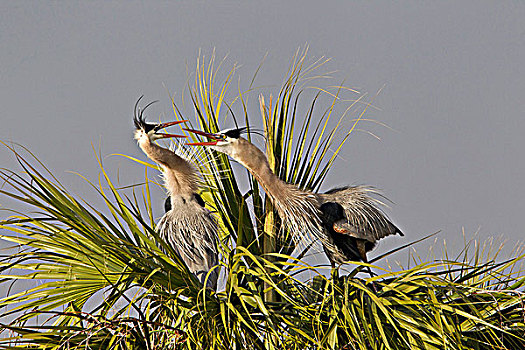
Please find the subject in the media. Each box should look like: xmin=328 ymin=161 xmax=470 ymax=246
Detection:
xmin=156 ymin=195 xmax=218 ymax=288
xmin=318 ymin=186 xmax=402 ymax=264
xmin=133 ymin=99 xmax=218 ymax=289
xmin=186 ymin=128 xmax=402 ymax=267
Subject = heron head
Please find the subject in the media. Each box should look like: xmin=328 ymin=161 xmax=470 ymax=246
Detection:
xmin=133 ymin=96 xmax=188 ymax=142
xmin=184 ymin=127 xmax=248 ymax=157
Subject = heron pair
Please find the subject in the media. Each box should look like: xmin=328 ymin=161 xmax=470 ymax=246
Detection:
xmin=133 ymin=98 xmax=403 ymax=291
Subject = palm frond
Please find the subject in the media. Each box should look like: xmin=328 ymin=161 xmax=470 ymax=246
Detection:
xmin=1 ymin=52 xmax=524 ymax=349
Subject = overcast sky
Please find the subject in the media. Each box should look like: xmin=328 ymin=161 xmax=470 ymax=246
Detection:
xmin=1 ymin=2 xmax=524 ymax=268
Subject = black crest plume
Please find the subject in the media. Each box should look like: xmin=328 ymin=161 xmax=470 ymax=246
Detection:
xmin=133 ymin=95 xmax=158 ymax=133
xmin=223 ymin=127 xmax=248 ymax=139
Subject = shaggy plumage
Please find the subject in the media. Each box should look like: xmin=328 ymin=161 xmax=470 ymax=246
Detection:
xmin=186 ymin=127 xmax=402 ymax=267
xmin=134 ymin=98 xmax=218 ymax=289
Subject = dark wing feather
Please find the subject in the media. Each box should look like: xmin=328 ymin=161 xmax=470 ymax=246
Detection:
xmin=194 ymin=193 xmax=206 ymax=208
xmin=164 ymin=196 xmax=172 ymax=213
xmin=319 ymin=201 xmax=362 ymax=262
xmin=164 ymin=193 xmax=206 ymax=213
xmin=320 ymin=186 xmax=403 ymax=242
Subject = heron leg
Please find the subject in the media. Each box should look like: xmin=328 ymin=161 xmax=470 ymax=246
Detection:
xmin=330 ymin=263 xmax=340 ymax=291
xmin=357 ymin=240 xmax=377 ymax=293
xmin=330 ymin=263 xmax=338 ymax=279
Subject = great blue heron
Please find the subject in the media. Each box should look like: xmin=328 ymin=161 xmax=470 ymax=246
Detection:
xmin=185 ymin=127 xmax=403 ymax=269
xmin=133 ymin=98 xmax=218 ymax=290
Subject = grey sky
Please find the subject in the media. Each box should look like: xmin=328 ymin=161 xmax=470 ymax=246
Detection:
xmin=1 ymin=2 xmax=524 ymax=268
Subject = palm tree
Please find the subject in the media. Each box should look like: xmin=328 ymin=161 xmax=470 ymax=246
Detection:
xmin=1 ymin=49 xmax=524 ymax=349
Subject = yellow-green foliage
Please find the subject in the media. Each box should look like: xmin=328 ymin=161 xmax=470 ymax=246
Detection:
xmin=1 ymin=51 xmax=524 ymax=349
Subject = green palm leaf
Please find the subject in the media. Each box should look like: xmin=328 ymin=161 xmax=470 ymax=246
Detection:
xmin=1 ymin=51 xmax=524 ymax=349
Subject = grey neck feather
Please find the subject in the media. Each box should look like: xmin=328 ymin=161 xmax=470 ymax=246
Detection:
xmin=228 ymin=138 xmax=324 ymax=244
xmin=138 ymin=137 xmax=199 ymax=198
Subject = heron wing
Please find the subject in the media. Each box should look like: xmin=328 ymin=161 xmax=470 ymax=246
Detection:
xmin=332 ymin=218 xmax=376 ymax=242
xmin=320 ymin=185 xmax=403 ymax=241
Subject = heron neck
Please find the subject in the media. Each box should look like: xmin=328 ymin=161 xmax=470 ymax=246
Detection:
xmin=235 ymin=141 xmax=293 ymax=202
xmin=138 ymin=138 xmax=198 ymax=196
xmin=251 ymin=162 xmax=286 ymax=198
xmin=235 ymin=141 xmax=323 ymax=242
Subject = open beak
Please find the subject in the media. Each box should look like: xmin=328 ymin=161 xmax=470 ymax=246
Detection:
xmin=156 ymin=120 xmax=189 ymax=139
xmin=184 ymin=128 xmax=223 ymax=146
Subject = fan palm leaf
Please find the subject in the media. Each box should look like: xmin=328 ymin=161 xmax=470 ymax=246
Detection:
xmin=1 ymin=51 xmax=524 ymax=349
